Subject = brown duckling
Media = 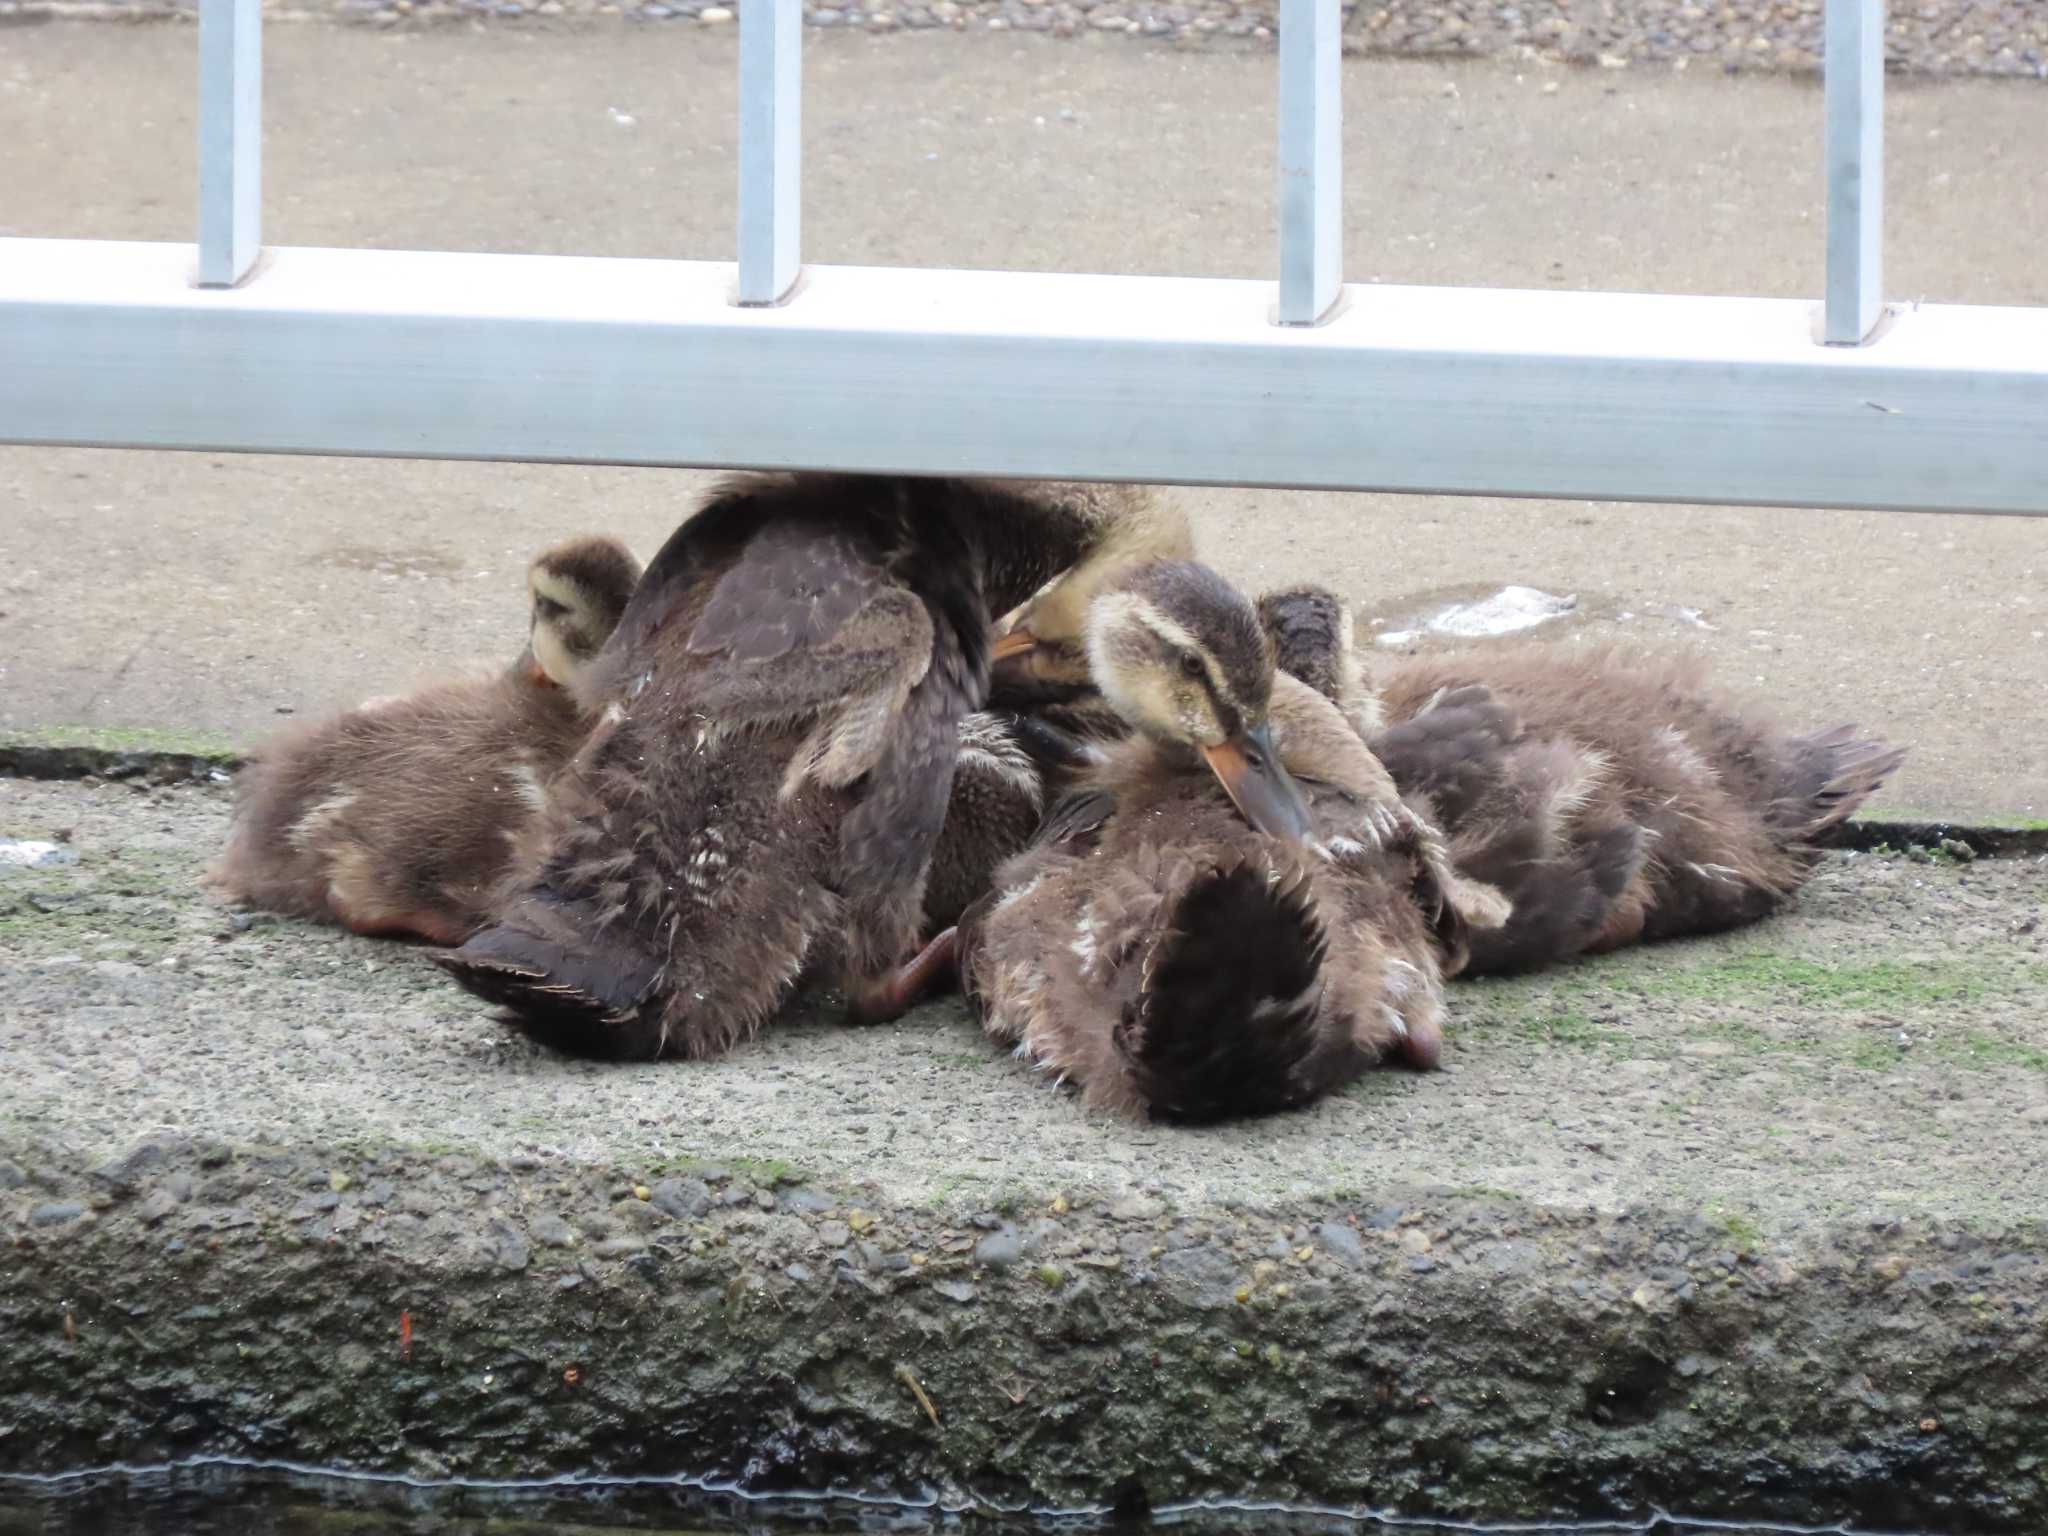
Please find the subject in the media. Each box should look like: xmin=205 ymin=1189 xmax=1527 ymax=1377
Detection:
xmin=945 ymin=560 xmax=1506 ymax=1121
xmin=207 ymin=534 xmax=643 ymax=945
xmin=433 ymin=474 xmax=1171 ymax=1060
xmin=920 ymin=707 xmax=1111 ymax=933
xmin=1255 ymin=585 xmax=1906 ymax=973
xmin=914 ymin=486 xmax=1199 ymax=937
xmin=989 ymin=481 xmax=1196 ymax=689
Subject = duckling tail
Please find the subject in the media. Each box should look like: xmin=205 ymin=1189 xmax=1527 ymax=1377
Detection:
xmin=432 ymin=914 xmax=666 ymax=1060
xmin=1768 ymin=726 xmax=1908 ymax=844
xmin=1117 ymin=863 xmax=1363 ymax=1123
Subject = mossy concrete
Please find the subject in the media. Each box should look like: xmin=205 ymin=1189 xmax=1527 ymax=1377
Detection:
xmin=0 ymin=726 xmax=242 ymax=785
xmin=4 ymin=777 xmax=2047 ymax=1528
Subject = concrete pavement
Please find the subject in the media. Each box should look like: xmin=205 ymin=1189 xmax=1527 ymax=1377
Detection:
xmin=2 ymin=27 xmax=2045 ymax=820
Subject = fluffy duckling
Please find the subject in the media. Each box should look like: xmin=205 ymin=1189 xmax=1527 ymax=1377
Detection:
xmin=989 ymin=482 xmax=1196 ymax=691
xmin=207 ymin=535 xmax=643 ymax=945
xmin=1255 ymin=586 xmax=1906 ymax=973
xmin=912 ymin=486 xmax=1199 ymax=936
xmin=920 ymin=707 xmax=1109 ymax=933
xmin=947 ymin=560 xmax=1507 ymax=1121
xmin=434 ymin=474 xmax=1172 ymax=1059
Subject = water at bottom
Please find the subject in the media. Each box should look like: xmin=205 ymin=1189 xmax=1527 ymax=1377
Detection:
xmin=0 ymin=1463 xmax=1940 ymax=1536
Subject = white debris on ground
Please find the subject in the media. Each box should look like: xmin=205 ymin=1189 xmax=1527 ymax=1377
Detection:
xmin=1375 ymin=585 xmax=1578 ymax=647
xmin=1651 ymin=604 xmax=1714 ymax=629
xmin=0 ymin=839 xmax=77 ymax=869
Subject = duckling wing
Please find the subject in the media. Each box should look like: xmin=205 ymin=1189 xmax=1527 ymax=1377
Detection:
xmin=687 ymin=517 xmax=887 ymax=665
xmin=1031 ymin=786 xmax=1119 ymax=856
xmin=682 ymin=513 xmax=991 ymax=980
xmin=680 ymin=584 xmax=937 ymax=790
xmin=1366 ymin=683 xmax=1521 ymax=823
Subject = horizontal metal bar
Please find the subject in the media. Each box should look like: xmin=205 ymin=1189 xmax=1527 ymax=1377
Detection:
xmin=737 ymin=0 xmax=801 ymax=306
xmin=1276 ymin=0 xmax=1341 ymax=325
xmin=1823 ymin=0 xmax=1884 ymax=345
xmin=3 ymin=239 xmax=2046 ymax=516
xmin=196 ymin=0 xmax=261 ymax=288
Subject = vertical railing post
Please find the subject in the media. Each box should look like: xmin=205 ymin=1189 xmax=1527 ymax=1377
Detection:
xmin=196 ymin=0 xmax=262 ymax=288
xmin=738 ymin=0 xmax=802 ymax=307
xmin=1823 ymin=0 xmax=1884 ymax=344
xmin=1276 ymin=0 xmax=1341 ymax=325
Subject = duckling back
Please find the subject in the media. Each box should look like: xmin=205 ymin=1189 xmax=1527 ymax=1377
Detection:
xmin=1368 ymin=641 xmax=1906 ymax=968
xmin=207 ymin=670 xmax=592 ymax=945
xmin=1112 ymin=858 xmax=1361 ymax=1122
xmin=959 ymin=782 xmax=1365 ymax=1120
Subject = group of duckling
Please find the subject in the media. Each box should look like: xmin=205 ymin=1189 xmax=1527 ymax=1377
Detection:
xmin=210 ymin=474 xmax=1904 ymax=1123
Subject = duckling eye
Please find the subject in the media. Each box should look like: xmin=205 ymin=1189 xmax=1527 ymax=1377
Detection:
xmin=1178 ymin=651 xmax=1205 ymax=680
xmin=534 ymin=596 xmax=570 ymax=622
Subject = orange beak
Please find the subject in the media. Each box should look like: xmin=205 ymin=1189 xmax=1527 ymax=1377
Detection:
xmin=990 ymin=626 xmax=1039 ymax=663
xmin=1200 ymin=726 xmax=1315 ymax=844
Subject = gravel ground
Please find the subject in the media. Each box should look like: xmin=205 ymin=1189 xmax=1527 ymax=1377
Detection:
xmin=5 ymin=0 xmax=2045 ymax=79
xmin=2 ymin=774 xmax=2047 ymax=1522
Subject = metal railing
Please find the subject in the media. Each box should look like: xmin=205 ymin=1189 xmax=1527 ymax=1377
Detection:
xmin=3 ymin=0 xmax=2045 ymax=516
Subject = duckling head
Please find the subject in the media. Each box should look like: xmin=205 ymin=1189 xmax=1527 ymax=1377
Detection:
xmin=525 ymin=535 xmax=643 ymax=688
xmin=1087 ymin=560 xmax=1315 ymax=844
xmin=992 ymin=484 xmax=1194 ymax=692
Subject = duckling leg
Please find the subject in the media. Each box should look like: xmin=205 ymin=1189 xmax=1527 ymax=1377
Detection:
xmin=845 ymin=928 xmax=961 ymax=1026
xmin=334 ymin=902 xmax=473 ymax=948
xmin=1396 ymin=1011 xmax=1443 ymax=1071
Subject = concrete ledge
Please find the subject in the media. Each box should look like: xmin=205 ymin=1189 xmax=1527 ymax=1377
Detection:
xmin=4 ymin=1135 xmax=2046 ymax=1530
xmin=3 ymin=777 xmax=2046 ymax=1527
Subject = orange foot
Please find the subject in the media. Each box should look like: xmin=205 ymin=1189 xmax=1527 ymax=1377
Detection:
xmin=1396 ymin=1012 xmax=1443 ymax=1071
xmin=844 ymin=928 xmax=961 ymax=1026
xmin=336 ymin=904 xmax=475 ymax=947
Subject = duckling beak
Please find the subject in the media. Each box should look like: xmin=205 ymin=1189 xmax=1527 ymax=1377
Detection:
xmin=1201 ymin=724 xmax=1315 ymax=844
xmin=990 ymin=625 xmax=1040 ymax=663
xmin=516 ymin=643 xmax=557 ymax=689
xmin=989 ymin=624 xmax=1079 ymax=693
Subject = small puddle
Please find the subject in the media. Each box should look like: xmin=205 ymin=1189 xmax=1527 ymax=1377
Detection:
xmin=0 ymin=1461 xmax=1965 ymax=1536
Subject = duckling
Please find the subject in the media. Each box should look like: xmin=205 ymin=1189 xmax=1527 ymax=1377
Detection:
xmin=943 ymin=560 xmax=1507 ymax=1121
xmin=989 ymin=482 xmax=1196 ymax=691
xmin=1255 ymin=586 xmax=1906 ymax=973
xmin=911 ymin=487 xmax=1198 ymax=935
xmin=920 ymin=707 xmax=1109 ymax=933
xmin=434 ymin=474 xmax=1172 ymax=1060
xmin=207 ymin=534 xmax=643 ymax=945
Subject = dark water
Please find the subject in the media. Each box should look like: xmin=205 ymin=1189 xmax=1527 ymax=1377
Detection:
xmin=0 ymin=1462 xmax=1932 ymax=1536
